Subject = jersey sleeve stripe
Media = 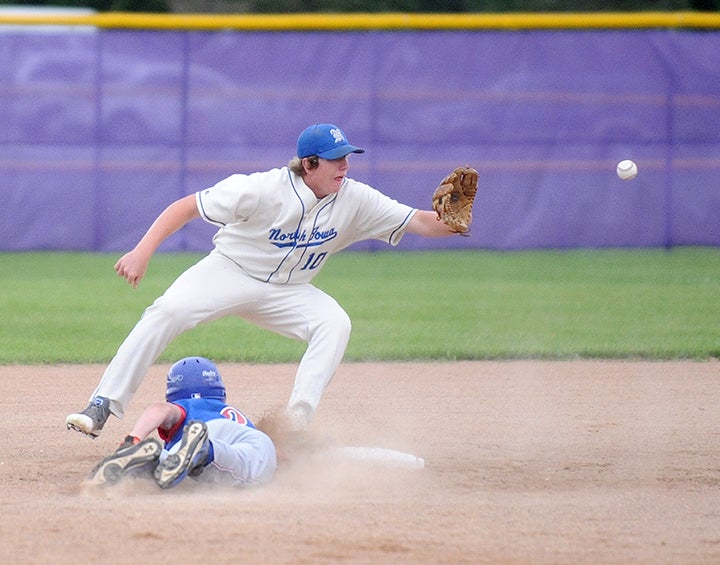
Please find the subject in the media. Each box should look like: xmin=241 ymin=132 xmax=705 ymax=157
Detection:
xmin=389 ymin=209 xmax=416 ymax=246
xmin=196 ymin=191 xmax=226 ymax=227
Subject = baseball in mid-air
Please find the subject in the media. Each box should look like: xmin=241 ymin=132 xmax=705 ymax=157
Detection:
xmin=616 ymin=159 xmax=638 ymax=180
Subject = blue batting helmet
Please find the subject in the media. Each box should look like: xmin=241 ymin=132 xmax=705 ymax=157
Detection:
xmin=166 ymin=356 xmax=226 ymax=403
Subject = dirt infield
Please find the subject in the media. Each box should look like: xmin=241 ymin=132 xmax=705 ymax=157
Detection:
xmin=2 ymin=360 xmax=719 ymax=564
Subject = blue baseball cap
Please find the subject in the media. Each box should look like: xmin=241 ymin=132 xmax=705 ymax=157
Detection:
xmin=296 ymin=123 xmax=365 ymax=159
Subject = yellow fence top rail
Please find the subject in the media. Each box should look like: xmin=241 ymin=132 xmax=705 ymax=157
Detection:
xmin=0 ymin=11 xmax=719 ymax=30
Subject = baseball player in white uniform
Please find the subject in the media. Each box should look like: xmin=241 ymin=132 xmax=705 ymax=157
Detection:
xmin=66 ymin=123 xmax=459 ymax=439
xmin=88 ymin=356 xmax=276 ymax=488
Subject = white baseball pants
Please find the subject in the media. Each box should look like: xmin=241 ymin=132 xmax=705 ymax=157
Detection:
xmin=91 ymin=252 xmax=351 ymax=426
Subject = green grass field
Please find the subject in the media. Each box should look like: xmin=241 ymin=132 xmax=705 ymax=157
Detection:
xmin=0 ymin=248 xmax=718 ymax=364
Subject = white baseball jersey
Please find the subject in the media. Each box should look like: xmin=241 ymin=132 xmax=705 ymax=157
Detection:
xmin=90 ymin=166 xmax=416 ymax=426
xmin=196 ymin=167 xmax=416 ymax=284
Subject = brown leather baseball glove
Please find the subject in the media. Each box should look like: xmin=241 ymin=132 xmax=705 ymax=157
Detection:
xmin=431 ymin=166 xmax=478 ymax=235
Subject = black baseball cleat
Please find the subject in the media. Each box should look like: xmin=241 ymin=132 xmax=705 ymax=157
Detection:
xmin=154 ymin=420 xmax=210 ymax=489
xmin=87 ymin=438 xmax=162 ymax=486
xmin=66 ymin=396 xmax=111 ymax=438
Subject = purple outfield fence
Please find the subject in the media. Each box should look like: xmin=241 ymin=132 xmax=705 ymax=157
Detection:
xmin=0 ymin=28 xmax=718 ymax=252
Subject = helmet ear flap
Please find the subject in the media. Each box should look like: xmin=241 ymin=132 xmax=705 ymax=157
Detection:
xmin=166 ymin=357 xmax=226 ymax=402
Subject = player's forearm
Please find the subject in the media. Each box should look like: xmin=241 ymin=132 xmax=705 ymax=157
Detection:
xmin=134 ymin=194 xmax=200 ymax=256
xmin=406 ymin=210 xmax=458 ymax=237
xmin=129 ymin=402 xmax=179 ymax=439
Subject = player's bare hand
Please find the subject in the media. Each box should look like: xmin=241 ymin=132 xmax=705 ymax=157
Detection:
xmin=114 ymin=250 xmax=150 ymax=289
